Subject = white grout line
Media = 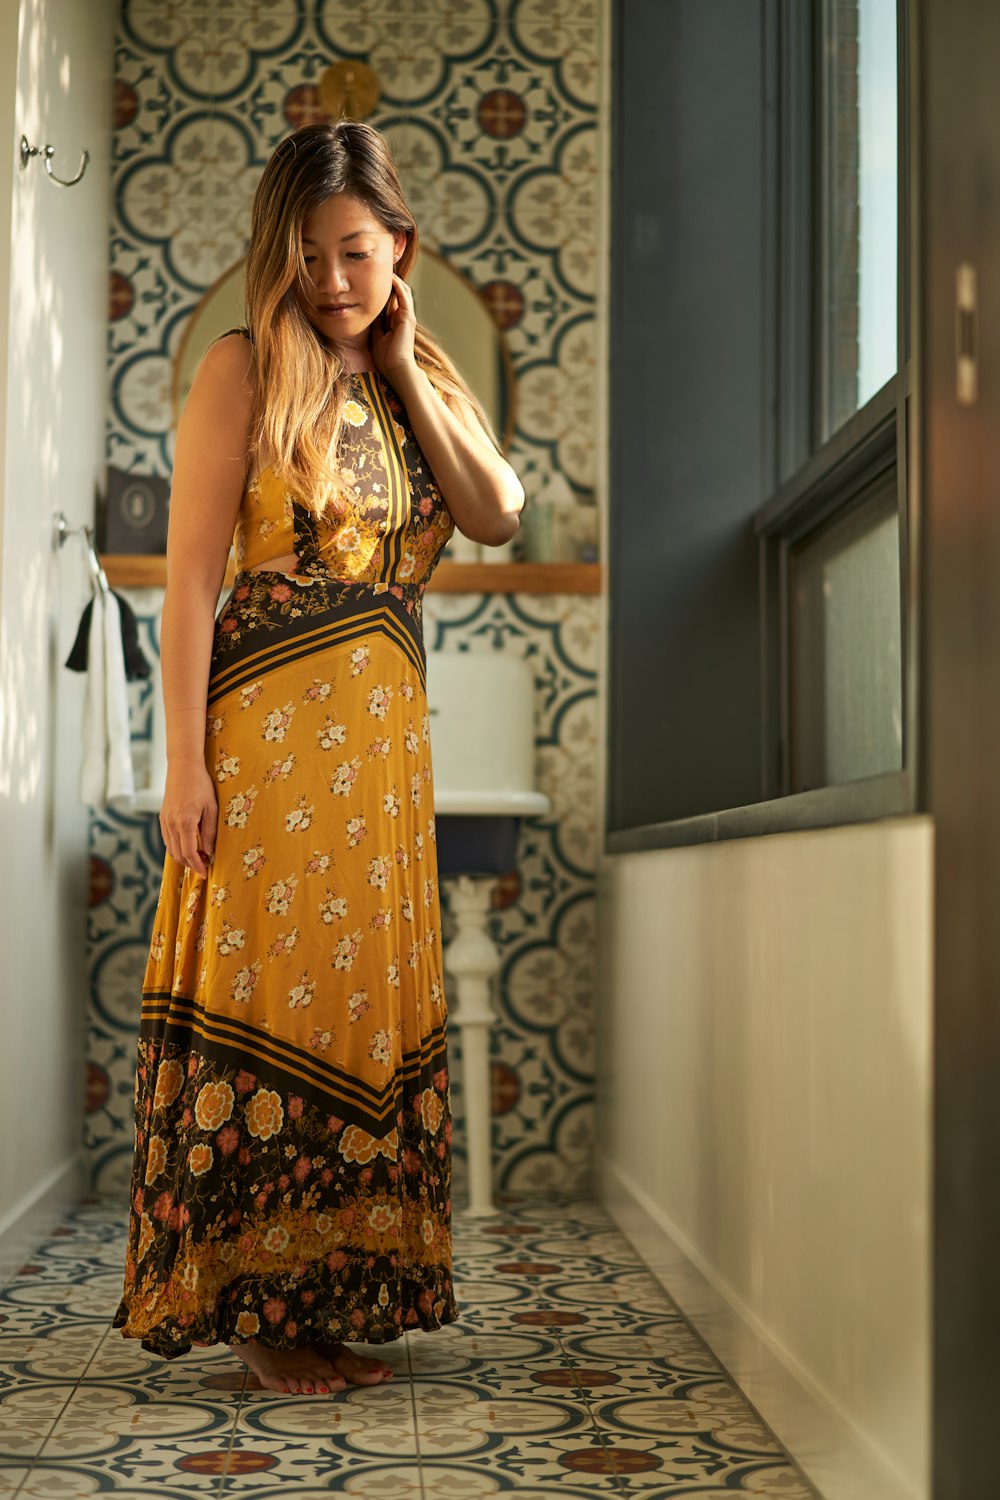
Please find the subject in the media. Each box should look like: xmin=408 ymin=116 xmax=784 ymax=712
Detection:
xmin=217 ymin=1353 xmax=252 ymax=1500
xmin=403 ymin=1331 xmax=427 ymax=1500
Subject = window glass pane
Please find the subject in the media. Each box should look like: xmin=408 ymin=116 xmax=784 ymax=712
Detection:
xmin=789 ymin=480 xmax=902 ymax=790
xmin=823 ymin=0 xmax=898 ymax=438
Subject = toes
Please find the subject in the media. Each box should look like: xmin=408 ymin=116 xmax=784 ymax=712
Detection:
xmin=336 ymin=1352 xmax=389 ymax=1385
xmin=310 ymin=1356 xmax=346 ymax=1394
xmin=314 ymin=1374 xmax=345 ymax=1395
xmin=231 ymin=1340 xmax=353 ymax=1397
xmin=313 ymin=1340 xmax=394 ymax=1386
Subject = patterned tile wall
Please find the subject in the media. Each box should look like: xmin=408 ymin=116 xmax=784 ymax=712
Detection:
xmin=86 ymin=0 xmax=604 ymax=1202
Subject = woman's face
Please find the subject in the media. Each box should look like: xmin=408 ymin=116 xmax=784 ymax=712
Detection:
xmin=298 ymin=192 xmax=407 ymax=356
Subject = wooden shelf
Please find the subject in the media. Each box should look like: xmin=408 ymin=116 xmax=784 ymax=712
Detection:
xmin=431 ymin=561 xmax=600 ymax=593
xmin=99 ymin=554 xmax=186 ymax=589
xmin=98 ymin=555 xmax=602 ymax=595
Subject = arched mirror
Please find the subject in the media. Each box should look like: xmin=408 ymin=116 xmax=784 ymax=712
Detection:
xmin=172 ymin=248 xmax=515 ymax=452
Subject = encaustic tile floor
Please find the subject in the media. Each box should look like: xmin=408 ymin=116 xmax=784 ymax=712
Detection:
xmin=0 ymin=1195 xmax=820 ymax=1500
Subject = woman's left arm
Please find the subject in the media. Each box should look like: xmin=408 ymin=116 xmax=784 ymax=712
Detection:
xmin=377 ymin=274 xmax=524 ymax=546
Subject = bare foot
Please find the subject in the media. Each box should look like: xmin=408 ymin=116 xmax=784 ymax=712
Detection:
xmin=313 ymin=1338 xmax=395 ymax=1385
xmin=230 ymin=1340 xmax=346 ymax=1395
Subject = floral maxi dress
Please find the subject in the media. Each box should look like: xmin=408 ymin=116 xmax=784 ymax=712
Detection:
xmin=113 ymin=333 xmax=459 ymax=1358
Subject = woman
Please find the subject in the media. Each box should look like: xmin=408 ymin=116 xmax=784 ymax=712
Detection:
xmin=112 ymin=119 xmax=524 ymax=1396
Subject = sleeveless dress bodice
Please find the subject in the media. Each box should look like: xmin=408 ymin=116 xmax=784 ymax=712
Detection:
xmin=233 ymin=368 xmax=454 ymax=593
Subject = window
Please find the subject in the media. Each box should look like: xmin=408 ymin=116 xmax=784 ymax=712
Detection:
xmin=758 ymin=0 xmax=909 ymax=811
xmin=789 ymin=473 xmax=902 ymax=791
xmin=821 ymin=0 xmax=899 ymax=439
xmin=607 ymin=0 xmax=912 ymax=849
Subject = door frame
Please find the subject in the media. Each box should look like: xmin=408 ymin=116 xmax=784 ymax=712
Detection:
xmin=917 ymin=0 xmax=1000 ymax=1492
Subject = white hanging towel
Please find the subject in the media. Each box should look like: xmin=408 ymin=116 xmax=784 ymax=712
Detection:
xmin=79 ymin=588 xmax=135 ymax=807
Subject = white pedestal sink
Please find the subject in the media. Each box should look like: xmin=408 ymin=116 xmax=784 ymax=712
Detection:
xmin=426 ymin=651 xmax=550 ymax=1217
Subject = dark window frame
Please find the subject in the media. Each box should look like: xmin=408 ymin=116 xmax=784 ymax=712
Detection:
xmin=606 ymin=0 xmax=915 ymax=855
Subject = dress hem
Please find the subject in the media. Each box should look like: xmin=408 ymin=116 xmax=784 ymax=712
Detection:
xmin=112 ymin=1295 xmax=460 ymax=1362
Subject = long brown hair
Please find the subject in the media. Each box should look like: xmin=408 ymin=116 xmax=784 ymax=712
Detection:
xmin=238 ymin=119 xmax=499 ymax=519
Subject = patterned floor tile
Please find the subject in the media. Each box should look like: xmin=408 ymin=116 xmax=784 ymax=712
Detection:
xmin=236 ymin=1378 xmax=419 ymax=1459
xmin=448 ymin=1307 xmax=607 ymax=1343
xmin=0 ymin=1322 xmax=106 ymax=1386
xmin=0 ymin=1301 xmax=69 ymax=1332
xmin=553 ymin=1429 xmax=808 ymax=1493
xmin=411 ymin=1378 xmax=596 ymax=1461
xmin=1 ymin=1258 xmax=98 ymax=1289
xmin=3 ymin=1477 xmax=224 ymax=1500
xmin=560 ymin=1328 xmax=723 ymax=1381
xmin=35 ymin=1383 xmax=238 ymax=1462
xmin=484 ymin=1238 xmax=651 ymax=1271
xmin=221 ymin=1476 xmax=420 ymax=1500
xmin=732 ymin=1471 xmax=820 ymax=1497
xmin=19 ymin=1447 xmax=230 ymax=1494
xmin=611 ymin=1488 xmax=813 ymax=1500
xmin=0 ymin=1197 xmax=819 ymax=1497
xmin=84 ymin=1335 xmax=248 ymax=1396
xmin=449 ymin=1277 xmax=543 ymax=1323
xmin=0 ymin=1384 xmax=74 ymax=1461
xmin=419 ymin=1472 xmax=622 ymax=1500
xmin=541 ymin=1268 xmax=682 ymax=1310
xmin=0 ymin=1470 xmax=102 ymax=1500
xmin=415 ymin=1436 xmax=626 ymax=1493
xmin=489 ymin=1197 xmax=611 ymax=1225
xmin=0 ymin=1268 xmax=127 ymax=1322
xmin=413 ymin=1359 xmax=600 ymax=1405
xmin=24 ymin=1225 xmax=95 ymax=1250
xmin=214 ymin=1437 xmax=423 ymax=1491
xmin=219 ymin=1470 xmax=423 ymax=1500
xmin=406 ymin=1324 xmax=564 ymax=1377
xmin=592 ymin=1384 xmax=785 ymax=1452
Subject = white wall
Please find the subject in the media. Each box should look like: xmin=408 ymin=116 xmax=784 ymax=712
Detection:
xmin=596 ymin=820 xmax=932 ymax=1500
xmin=0 ymin=0 xmax=113 ymax=1273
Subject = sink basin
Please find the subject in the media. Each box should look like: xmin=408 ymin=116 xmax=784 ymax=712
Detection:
xmin=433 ymin=788 xmax=549 ymax=816
xmin=426 ymin=650 xmax=550 ymax=877
xmin=426 ymin=651 xmax=549 ymax=817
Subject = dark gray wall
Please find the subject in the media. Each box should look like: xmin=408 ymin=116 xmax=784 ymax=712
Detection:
xmin=608 ymin=0 xmax=768 ymax=832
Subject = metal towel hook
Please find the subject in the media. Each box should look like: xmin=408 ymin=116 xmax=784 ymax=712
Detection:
xmin=19 ymin=133 xmax=89 ymax=187
xmin=54 ymin=510 xmax=110 ymax=595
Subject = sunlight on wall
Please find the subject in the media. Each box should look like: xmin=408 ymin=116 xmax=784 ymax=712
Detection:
xmin=0 ymin=3 xmax=89 ymax=808
xmin=0 ymin=0 xmax=113 ymax=1241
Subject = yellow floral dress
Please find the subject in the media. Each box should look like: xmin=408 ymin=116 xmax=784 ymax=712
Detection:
xmin=113 ymin=329 xmax=458 ymax=1358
